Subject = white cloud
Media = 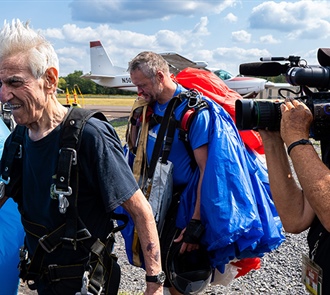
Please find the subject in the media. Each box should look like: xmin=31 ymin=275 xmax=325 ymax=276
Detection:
xmin=249 ymin=1 xmax=330 ymax=39
xmin=259 ymin=34 xmax=281 ymax=44
xmin=155 ymin=30 xmax=186 ymax=50
xmin=192 ymin=17 xmax=210 ymax=36
xmin=40 ymin=28 xmax=64 ymax=40
xmin=224 ymin=13 xmax=237 ymax=23
xmin=69 ymin=0 xmax=239 ymax=23
xmin=232 ymin=30 xmax=251 ymax=43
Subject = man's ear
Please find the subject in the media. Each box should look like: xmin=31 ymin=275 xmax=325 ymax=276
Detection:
xmin=156 ymin=70 xmax=165 ymax=82
xmin=45 ymin=67 xmax=58 ymax=90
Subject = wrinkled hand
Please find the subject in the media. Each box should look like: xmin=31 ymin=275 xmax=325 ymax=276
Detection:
xmin=280 ymin=98 xmax=313 ymax=145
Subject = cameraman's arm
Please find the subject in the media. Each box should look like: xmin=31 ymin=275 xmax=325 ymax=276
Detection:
xmin=259 ymin=130 xmax=315 ymax=233
xmin=281 ymin=99 xmax=330 ymax=232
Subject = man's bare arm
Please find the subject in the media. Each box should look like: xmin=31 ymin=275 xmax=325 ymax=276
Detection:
xmin=122 ymin=189 xmax=163 ymax=295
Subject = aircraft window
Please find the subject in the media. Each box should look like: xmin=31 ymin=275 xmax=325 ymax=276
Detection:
xmin=213 ymin=70 xmax=233 ymax=81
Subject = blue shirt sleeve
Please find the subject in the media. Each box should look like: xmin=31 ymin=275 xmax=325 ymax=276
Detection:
xmin=188 ymin=107 xmax=210 ymax=151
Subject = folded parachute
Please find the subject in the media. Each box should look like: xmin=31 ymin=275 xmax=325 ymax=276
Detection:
xmin=175 ymin=67 xmax=264 ymax=154
xmin=176 ymin=96 xmax=285 ymax=271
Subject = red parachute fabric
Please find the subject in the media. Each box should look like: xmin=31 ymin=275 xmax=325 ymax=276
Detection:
xmin=174 ymin=68 xmax=264 ymax=154
xmin=231 ymin=257 xmax=261 ymax=278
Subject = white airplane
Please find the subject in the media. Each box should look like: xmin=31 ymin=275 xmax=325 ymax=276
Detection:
xmin=82 ymin=40 xmax=275 ymax=98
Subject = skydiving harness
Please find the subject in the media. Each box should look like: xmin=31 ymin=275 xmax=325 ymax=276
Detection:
xmin=0 ymin=107 xmax=128 ymax=295
xmin=148 ymin=89 xmax=209 ymax=170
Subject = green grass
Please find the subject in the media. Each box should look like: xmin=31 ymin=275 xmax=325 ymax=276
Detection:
xmin=110 ymin=118 xmax=129 ymax=128
xmin=57 ymin=94 xmax=136 ymax=106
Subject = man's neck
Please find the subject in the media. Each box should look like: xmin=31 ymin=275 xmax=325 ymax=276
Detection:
xmin=158 ymin=80 xmax=177 ymax=104
xmin=27 ymin=102 xmax=68 ymax=141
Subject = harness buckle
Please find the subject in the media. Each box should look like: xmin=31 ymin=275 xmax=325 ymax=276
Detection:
xmin=16 ymin=145 xmax=23 ymax=159
xmin=53 ymin=186 xmax=72 ymax=214
xmin=19 ymin=246 xmax=29 ymax=262
xmin=53 ymin=185 xmax=72 ymax=196
xmin=60 ymin=147 xmax=77 ymax=165
xmin=48 ymin=264 xmax=61 ymax=282
xmin=0 ymin=176 xmax=10 ymax=185
xmin=76 ymin=228 xmax=92 ymax=241
xmin=58 ymin=194 xmax=70 ymax=214
xmin=185 ymin=89 xmax=202 ymax=108
xmin=60 ymin=236 xmax=77 ymax=250
xmin=75 ymin=270 xmax=94 ymax=295
xmin=39 ymin=235 xmax=58 ymax=253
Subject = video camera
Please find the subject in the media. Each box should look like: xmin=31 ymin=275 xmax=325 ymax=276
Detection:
xmin=235 ymin=48 xmax=330 ymax=140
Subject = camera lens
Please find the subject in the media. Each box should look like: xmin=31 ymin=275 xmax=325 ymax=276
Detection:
xmin=235 ymin=99 xmax=282 ymax=131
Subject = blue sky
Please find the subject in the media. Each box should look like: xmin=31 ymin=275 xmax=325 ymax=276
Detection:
xmin=2 ymin=0 xmax=330 ymax=76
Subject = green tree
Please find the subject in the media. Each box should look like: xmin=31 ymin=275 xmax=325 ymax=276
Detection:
xmin=58 ymin=77 xmax=67 ymax=91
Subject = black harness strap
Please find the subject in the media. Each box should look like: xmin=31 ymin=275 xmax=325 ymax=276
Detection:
xmin=147 ymin=95 xmax=182 ymax=179
xmin=0 ymin=107 xmax=127 ymax=294
xmin=1 ymin=125 xmax=24 ymax=181
xmin=0 ymin=125 xmax=25 ymax=204
xmin=147 ymin=89 xmax=208 ymax=171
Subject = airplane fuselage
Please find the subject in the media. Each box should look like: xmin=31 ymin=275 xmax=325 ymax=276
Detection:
xmin=92 ymin=75 xmax=137 ymax=92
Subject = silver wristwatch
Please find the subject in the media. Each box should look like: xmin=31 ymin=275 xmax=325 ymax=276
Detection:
xmin=145 ymin=270 xmax=166 ymax=285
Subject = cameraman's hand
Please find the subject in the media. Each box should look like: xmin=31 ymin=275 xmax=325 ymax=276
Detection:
xmin=280 ymin=98 xmax=313 ymax=145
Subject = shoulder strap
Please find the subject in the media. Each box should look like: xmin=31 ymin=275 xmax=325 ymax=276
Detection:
xmin=54 ymin=107 xmax=106 ymax=194
xmin=53 ymin=107 xmax=108 ymax=248
xmin=0 ymin=125 xmax=26 ymax=204
xmin=147 ymin=96 xmax=181 ymax=179
xmin=1 ymin=125 xmax=25 ymax=182
xmin=178 ymin=90 xmax=208 ymax=171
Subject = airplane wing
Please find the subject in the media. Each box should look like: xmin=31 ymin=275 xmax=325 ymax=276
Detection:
xmin=81 ymin=73 xmax=116 ymax=80
xmin=160 ymin=52 xmax=208 ymax=75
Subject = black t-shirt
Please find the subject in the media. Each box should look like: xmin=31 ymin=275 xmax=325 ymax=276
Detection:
xmin=307 ymin=216 xmax=330 ymax=294
xmin=20 ymin=117 xmax=139 ymax=265
xmin=306 ymin=139 xmax=330 ymax=294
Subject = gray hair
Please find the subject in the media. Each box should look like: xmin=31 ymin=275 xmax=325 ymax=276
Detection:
xmin=0 ymin=19 xmax=59 ymax=79
xmin=128 ymin=51 xmax=170 ymax=79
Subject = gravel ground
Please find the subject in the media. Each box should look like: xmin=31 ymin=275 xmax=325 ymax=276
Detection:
xmin=115 ymin=230 xmax=310 ymax=295
xmin=18 ymin=230 xmax=310 ymax=294
xmin=18 ymin=122 xmax=312 ymax=295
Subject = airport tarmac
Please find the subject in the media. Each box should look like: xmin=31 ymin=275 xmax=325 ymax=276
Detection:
xmin=84 ymin=105 xmax=131 ymax=120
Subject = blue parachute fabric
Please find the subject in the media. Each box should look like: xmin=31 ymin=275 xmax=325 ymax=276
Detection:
xmin=176 ymin=97 xmax=285 ymax=270
xmin=0 ymin=119 xmax=25 ymax=293
xmin=0 ymin=198 xmax=25 ymax=293
xmin=115 ymin=145 xmax=146 ymax=268
xmin=114 ymin=205 xmax=146 ymax=268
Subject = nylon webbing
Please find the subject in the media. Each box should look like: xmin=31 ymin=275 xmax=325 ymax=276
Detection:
xmin=1 ymin=125 xmax=25 ymax=181
xmin=147 ymin=96 xmax=181 ymax=179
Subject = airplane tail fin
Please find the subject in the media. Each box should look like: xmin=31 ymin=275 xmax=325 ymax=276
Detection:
xmin=89 ymin=41 xmax=127 ymax=76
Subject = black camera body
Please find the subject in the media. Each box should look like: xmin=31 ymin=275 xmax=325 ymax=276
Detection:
xmin=236 ymin=48 xmax=330 ymax=140
xmin=235 ymin=94 xmax=330 ymax=140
